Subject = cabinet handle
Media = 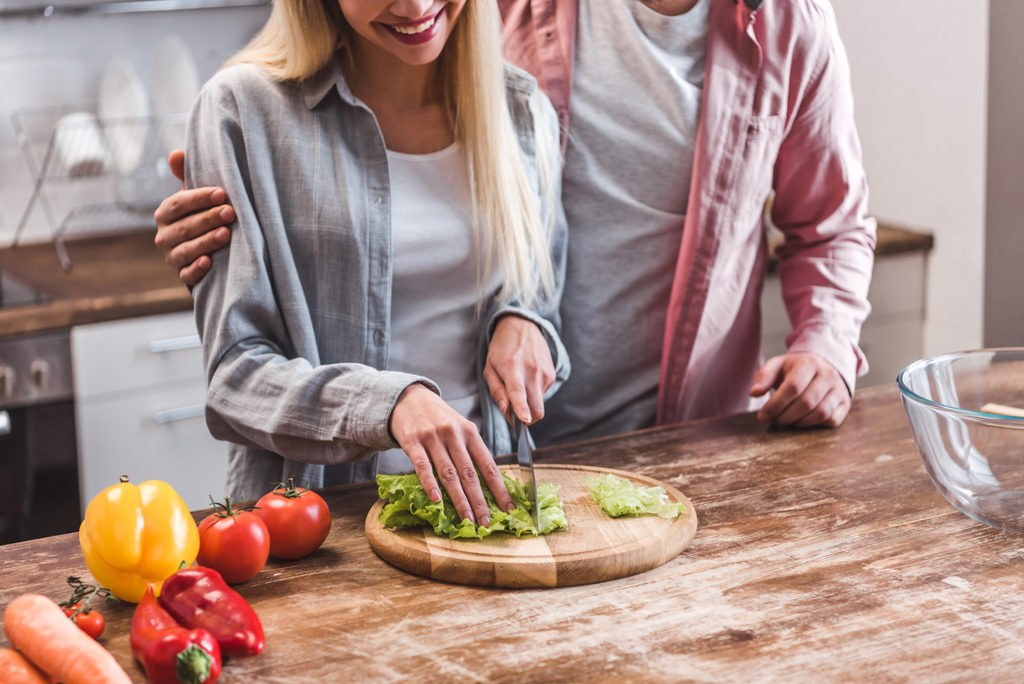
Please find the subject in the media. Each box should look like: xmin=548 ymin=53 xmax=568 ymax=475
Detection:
xmin=147 ymin=335 xmax=201 ymax=354
xmin=152 ymin=403 xmax=205 ymax=424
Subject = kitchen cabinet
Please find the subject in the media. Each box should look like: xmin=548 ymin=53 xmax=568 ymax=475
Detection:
xmin=761 ymin=225 xmax=931 ymax=388
xmin=70 ymin=311 xmax=227 ymax=513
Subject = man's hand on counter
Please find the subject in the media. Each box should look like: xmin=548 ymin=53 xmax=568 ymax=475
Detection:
xmin=750 ymin=351 xmax=852 ymax=428
xmin=153 ymin=150 xmax=234 ymax=288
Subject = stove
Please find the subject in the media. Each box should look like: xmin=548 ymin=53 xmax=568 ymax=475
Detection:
xmin=0 ymin=297 xmax=78 ymax=543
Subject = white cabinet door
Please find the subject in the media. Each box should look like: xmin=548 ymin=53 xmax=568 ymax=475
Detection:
xmin=72 ymin=312 xmax=227 ymax=513
xmin=71 ymin=311 xmax=204 ymax=400
xmin=75 ymin=381 xmax=228 ymax=512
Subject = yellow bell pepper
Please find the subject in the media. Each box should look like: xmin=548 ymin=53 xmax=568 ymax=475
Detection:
xmin=79 ymin=475 xmax=200 ymax=603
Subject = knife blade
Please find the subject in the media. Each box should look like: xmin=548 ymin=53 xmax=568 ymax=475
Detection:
xmin=512 ymin=415 xmax=541 ymax=531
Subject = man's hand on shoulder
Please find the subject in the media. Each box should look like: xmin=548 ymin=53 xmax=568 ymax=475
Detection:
xmin=153 ymin=150 xmax=235 ymax=287
xmin=749 ymin=352 xmax=852 ymax=428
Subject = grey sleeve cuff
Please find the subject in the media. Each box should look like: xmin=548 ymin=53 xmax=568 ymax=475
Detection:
xmin=348 ymin=371 xmax=442 ymax=449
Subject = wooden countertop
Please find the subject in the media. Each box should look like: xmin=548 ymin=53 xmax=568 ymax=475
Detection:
xmin=2 ymin=384 xmax=1022 ymax=681
xmin=765 ymin=222 xmax=933 ymax=273
xmin=0 ymin=230 xmax=192 ymax=339
xmin=0 ymin=221 xmax=932 ymax=340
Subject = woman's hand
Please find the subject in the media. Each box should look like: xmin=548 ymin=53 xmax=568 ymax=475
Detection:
xmin=749 ymin=352 xmax=852 ymax=428
xmin=483 ymin=315 xmax=556 ymax=425
xmin=153 ymin=150 xmax=235 ymax=287
xmin=389 ymin=383 xmax=514 ymax=526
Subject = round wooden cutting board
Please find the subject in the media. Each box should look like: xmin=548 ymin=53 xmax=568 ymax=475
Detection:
xmin=365 ymin=464 xmax=697 ymax=588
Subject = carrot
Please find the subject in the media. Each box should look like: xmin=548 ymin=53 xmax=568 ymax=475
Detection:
xmin=0 ymin=647 xmax=51 ymax=684
xmin=3 ymin=594 xmax=131 ymax=684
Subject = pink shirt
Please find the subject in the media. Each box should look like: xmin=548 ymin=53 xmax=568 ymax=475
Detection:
xmin=499 ymin=0 xmax=876 ymax=424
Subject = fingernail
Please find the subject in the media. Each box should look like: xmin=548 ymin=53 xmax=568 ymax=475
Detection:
xmin=465 ymin=512 xmax=476 ymax=524
xmin=430 ymin=489 xmax=441 ymax=502
xmin=523 ymin=411 xmax=532 ymax=423
xmin=480 ymin=516 xmax=491 ymax=527
xmin=219 ymin=207 xmax=233 ymax=220
xmin=211 ymin=188 xmax=225 ymax=201
xmin=505 ymin=503 xmax=516 ymax=513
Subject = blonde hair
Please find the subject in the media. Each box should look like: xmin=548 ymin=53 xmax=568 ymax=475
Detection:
xmin=225 ymin=1 xmax=555 ymax=308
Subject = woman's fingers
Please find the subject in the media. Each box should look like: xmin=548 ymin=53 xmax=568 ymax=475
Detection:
xmin=467 ymin=432 xmax=515 ymax=514
xmin=524 ymin=362 xmax=548 ymax=424
xmin=504 ymin=371 xmax=532 ymax=424
xmin=404 ymin=441 xmax=442 ymax=503
xmin=423 ymin=431 xmax=478 ymax=524
xmin=441 ymin=434 xmax=491 ymax=526
xmin=482 ymin=364 xmax=511 ymax=422
xmin=485 ymin=316 xmax=555 ymax=425
xmin=390 ymin=383 xmax=504 ymax=525
xmin=408 ymin=428 xmax=476 ymax=523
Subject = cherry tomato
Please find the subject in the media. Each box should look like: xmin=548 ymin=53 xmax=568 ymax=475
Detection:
xmin=197 ymin=496 xmax=270 ymax=584
xmin=255 ymin=478 xmax=332 ymax=560
xmin=63 ymin=603 xmax=105 ymax=639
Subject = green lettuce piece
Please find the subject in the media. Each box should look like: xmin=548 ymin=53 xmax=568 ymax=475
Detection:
xmin=585 ymin=473 xmax=686 ymax=519
xmin=376 ymin=471 xmax=567 ymax=539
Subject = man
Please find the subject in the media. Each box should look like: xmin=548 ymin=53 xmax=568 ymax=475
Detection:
xmin=154 ymin=0 xmax=875 ymax=446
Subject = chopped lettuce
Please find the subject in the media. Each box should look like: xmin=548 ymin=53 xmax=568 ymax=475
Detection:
xmin=585 ymin=473 xmax=686 ymax=519
xmin=376 ymin=471 xmax=567 ymax=539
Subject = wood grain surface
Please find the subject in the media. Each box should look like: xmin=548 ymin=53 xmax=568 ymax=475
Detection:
xmin=365 ymin=464 xmax=698 ymax=588
xmin=3 ymin=385 xmax=1024 ymax=683
xmin=0 ymin=230 xmax=192 ymax=338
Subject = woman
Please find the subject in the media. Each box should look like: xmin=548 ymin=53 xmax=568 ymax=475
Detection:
xmin=186 ymin=0 xmax=568 ymax=528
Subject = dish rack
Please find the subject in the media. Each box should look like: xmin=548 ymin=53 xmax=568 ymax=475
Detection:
xmin=11 ymin=104 xmax=185 ymax=271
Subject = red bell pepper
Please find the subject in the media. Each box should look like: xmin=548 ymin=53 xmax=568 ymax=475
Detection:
xmin=158 ymin=566 xmax=265 ymax=658
xmin=131 ymin=586 xmax=222 ymax=684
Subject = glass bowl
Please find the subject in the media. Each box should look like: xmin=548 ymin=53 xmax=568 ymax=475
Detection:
xmin=897 ymin=348 xmax=1024 ymax=533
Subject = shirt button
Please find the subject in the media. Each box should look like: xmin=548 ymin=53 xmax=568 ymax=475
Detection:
xmin=375 ymin=195 xmax=384 ymax=206
xmin=373 ymin=329 xmax=386 ymax=346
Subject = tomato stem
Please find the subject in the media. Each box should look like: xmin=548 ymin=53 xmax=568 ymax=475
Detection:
xmin=208 ymin=494 xmax=260 ymax=518
xmin=271 ymin=477 xmax=307 ymax=499
xmin=59 ymin=576 xmax=116 ymax=618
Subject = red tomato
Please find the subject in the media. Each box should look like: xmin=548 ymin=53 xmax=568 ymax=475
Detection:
xmin=197 ymin=497 xmax=270 ymax=584
xmin=255 ymin=479 xmax=332 ymax=560
xmin=63 ymin=603 xmax=105 ymax=639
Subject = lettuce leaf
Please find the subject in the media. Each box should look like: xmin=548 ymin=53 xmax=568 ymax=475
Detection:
xmin=585 ymin=473 xmax=686 ymax=519
xmin=376 ymin=471 xmax=567 ymax=539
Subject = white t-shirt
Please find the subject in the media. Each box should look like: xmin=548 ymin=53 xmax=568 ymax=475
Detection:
xmin=378 ymin=142 xmax=497 ymax=474
xmin=533 ymin=0 xmax=710 ymax=446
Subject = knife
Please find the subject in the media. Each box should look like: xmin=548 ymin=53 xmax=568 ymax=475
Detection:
xmin=512 ymin=415 xmax=541 ymax=531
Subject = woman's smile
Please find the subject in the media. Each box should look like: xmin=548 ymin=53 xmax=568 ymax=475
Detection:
xmin=381 ymin=7 xmax=445 ymax=45
xmin=341 ymin=0 xmax=465 ymax=66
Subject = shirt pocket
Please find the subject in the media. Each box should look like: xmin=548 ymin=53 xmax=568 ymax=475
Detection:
xmin=721 ymin=113 xmax=785 ymax=222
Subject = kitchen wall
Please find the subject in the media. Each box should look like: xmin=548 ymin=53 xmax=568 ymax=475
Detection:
xmin=985 ymin=1 xmax=1024 ymax=348
xmin=0 ymin=0 xmax=271 ymax=247
xmin=830 ymin=0 xmax=990 ymax=356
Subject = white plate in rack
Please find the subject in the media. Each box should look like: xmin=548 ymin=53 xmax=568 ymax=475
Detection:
xmin=98 ymin=56 xmax=151 ymax=173
xmin=152 ymin=34 xmax=200 ymax=154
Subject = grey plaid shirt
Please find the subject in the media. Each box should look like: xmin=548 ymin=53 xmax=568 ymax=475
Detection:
xmin=186 ymin=57 xmax=569 ymax=502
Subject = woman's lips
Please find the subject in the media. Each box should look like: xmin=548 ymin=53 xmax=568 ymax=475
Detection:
xmin=382 ymin=8 xmax=445 ymax=46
